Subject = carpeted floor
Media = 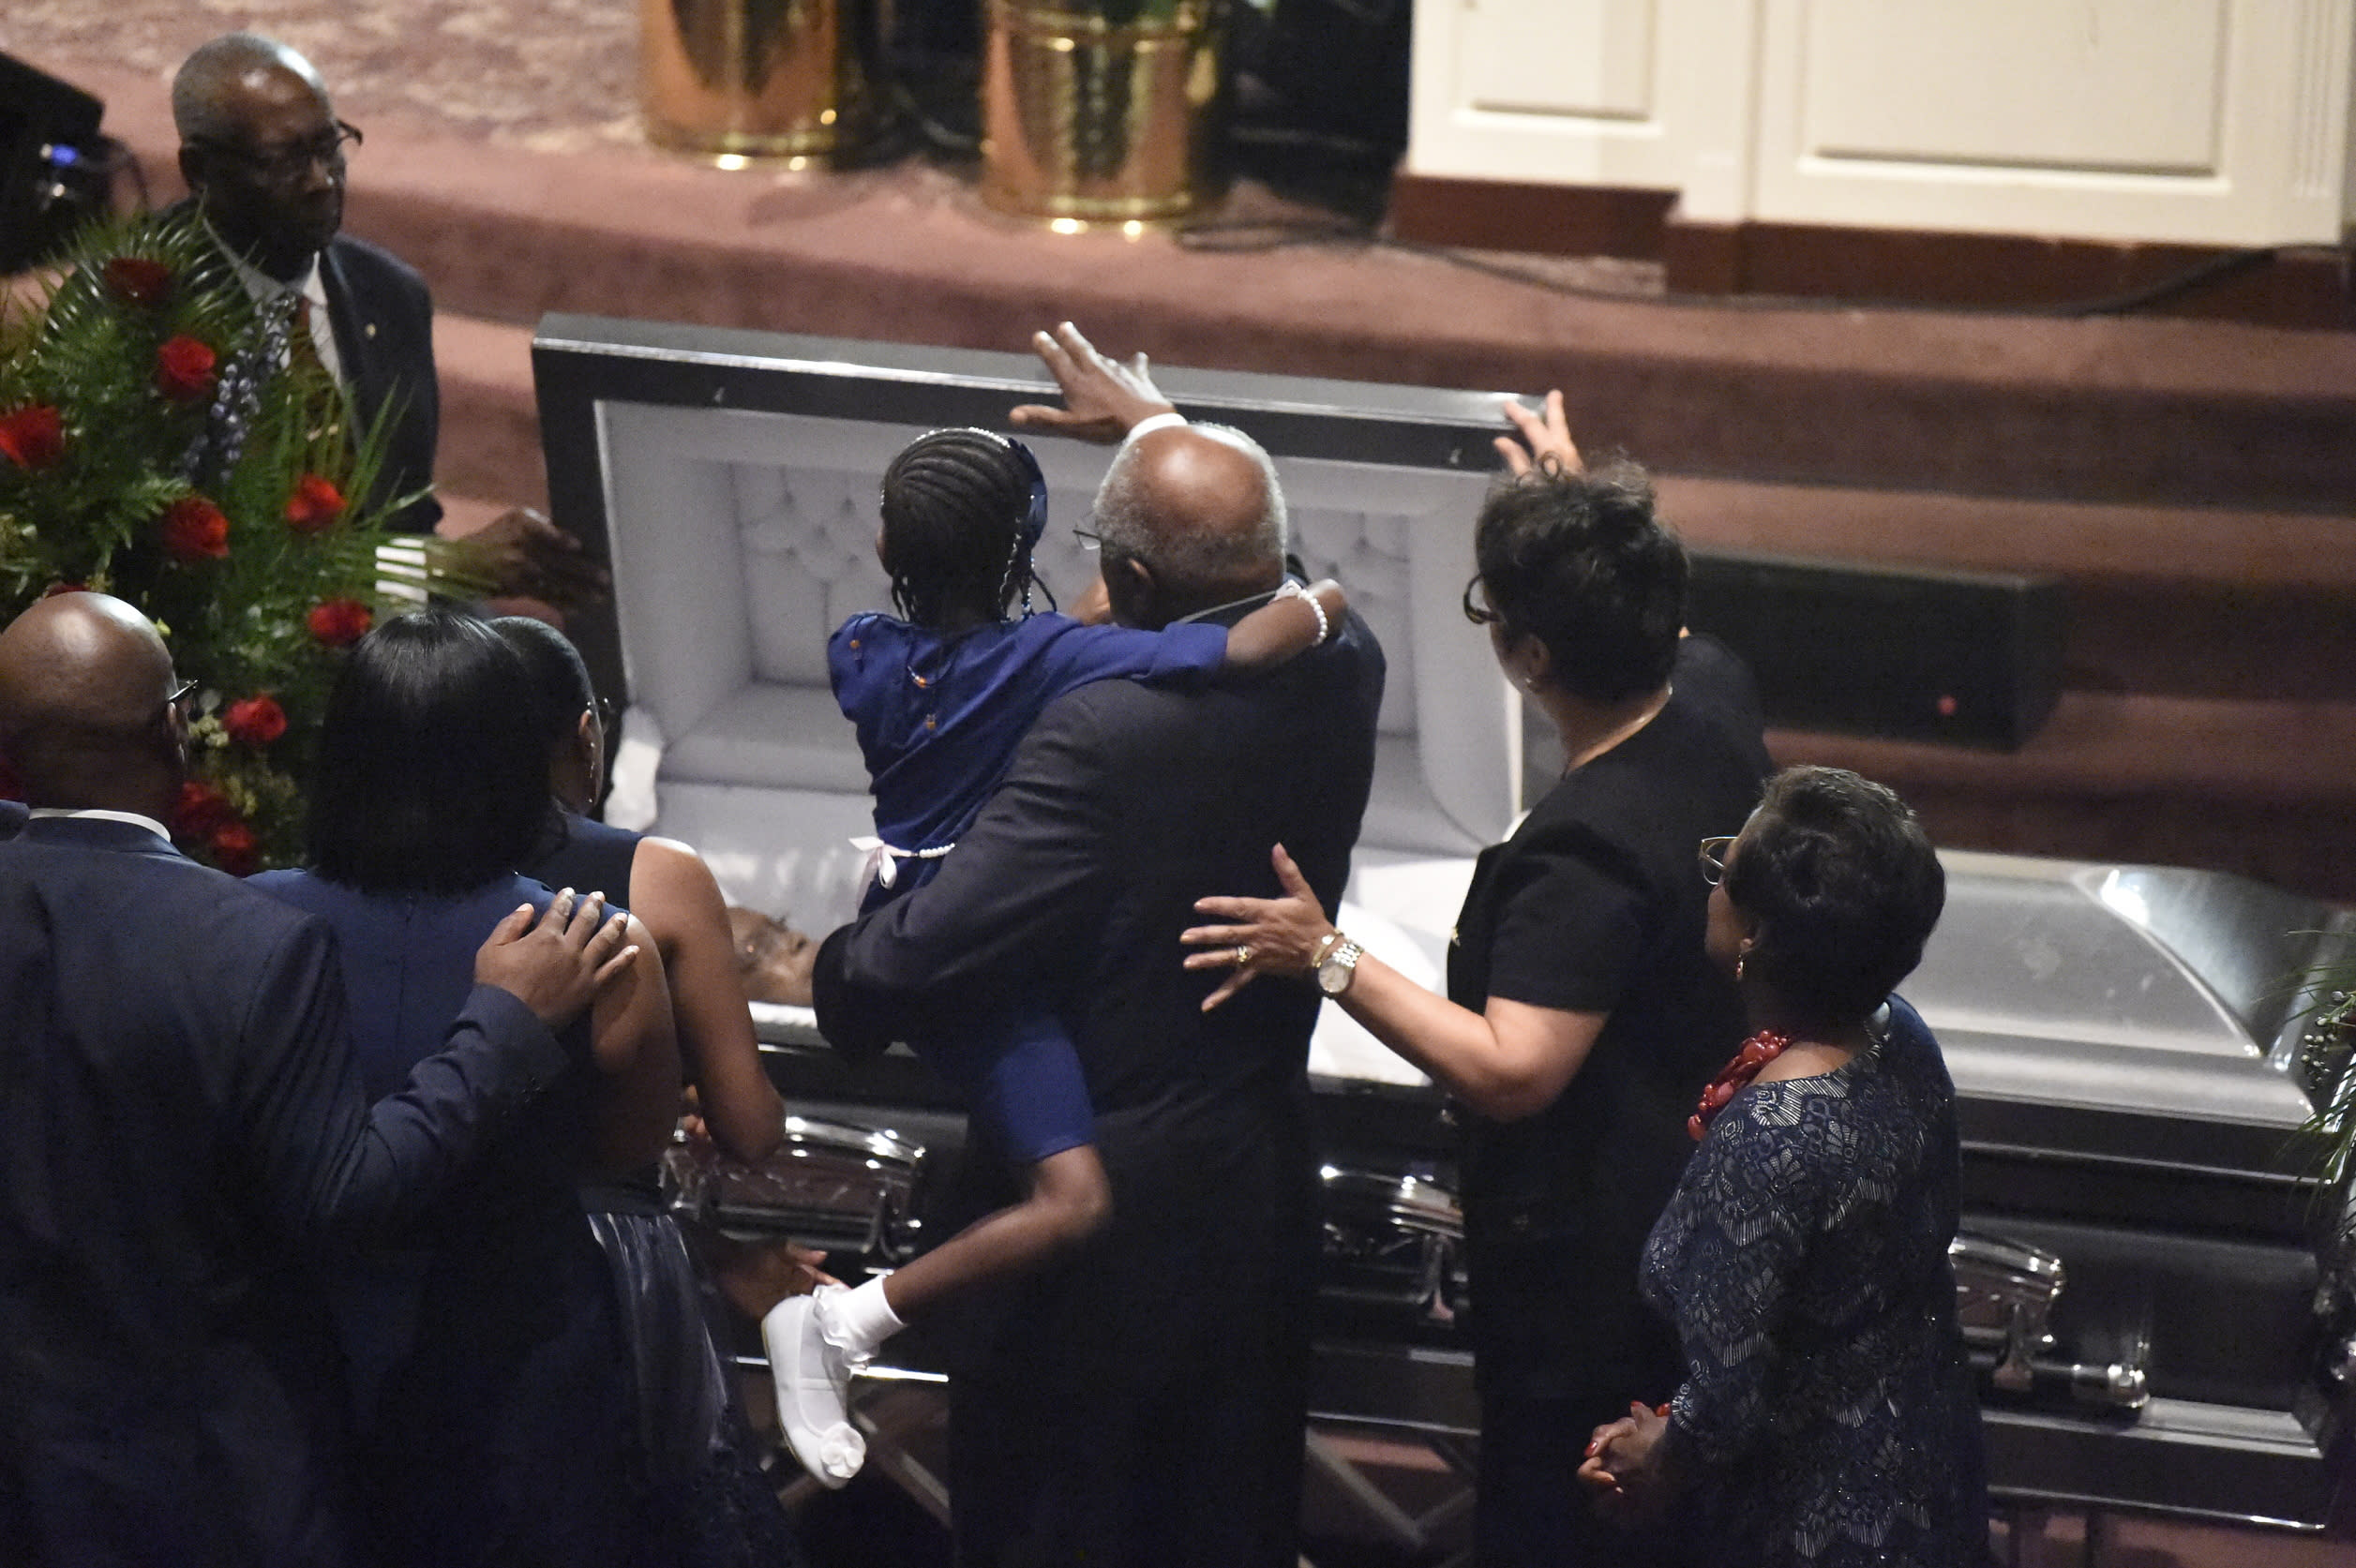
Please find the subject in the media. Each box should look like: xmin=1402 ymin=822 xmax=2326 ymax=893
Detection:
xmin=3 ymin=0 xmax=1663 ymax=292
xmin=5 ymin=0 xmax=643 ymax=153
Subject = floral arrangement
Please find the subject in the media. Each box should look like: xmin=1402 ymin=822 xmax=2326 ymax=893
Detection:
xmin=0 ymin=211 xmax=442 ymax=872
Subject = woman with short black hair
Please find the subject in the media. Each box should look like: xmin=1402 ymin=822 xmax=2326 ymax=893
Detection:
xmin=1184 ymin=396 xmax=1772 ymax=1565
xmin=254 ymin=609 xmax=680 ymax=1568
xmin=1580 ymin=766 xmax=1988 ymax=1566
xmin=1469 ymin=455 xmax=1687 ymax=706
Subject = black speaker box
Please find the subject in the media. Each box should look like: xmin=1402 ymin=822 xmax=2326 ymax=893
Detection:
xmin=1 ymin=53 xmax=105 ymax=273
xmin=1685 ymin=547 xmax=2067 ymax=751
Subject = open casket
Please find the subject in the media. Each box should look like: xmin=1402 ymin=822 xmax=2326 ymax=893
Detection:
xmin=536 ymin=316 xmax=2356 ymax=1546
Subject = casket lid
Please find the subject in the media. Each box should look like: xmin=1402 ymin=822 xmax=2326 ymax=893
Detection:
xmin=1916 ymin=849 xmax=2352 ymax=1187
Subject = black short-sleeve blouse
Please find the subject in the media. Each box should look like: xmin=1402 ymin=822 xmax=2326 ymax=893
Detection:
xmin=1448 ymin=634 xmax=1773 ymax=1404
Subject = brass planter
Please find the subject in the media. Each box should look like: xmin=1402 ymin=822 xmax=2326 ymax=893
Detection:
xmin=981 ymin=0 xmax=1230 ymax=226
xmin=640 ymin=0 xmax=844 ymax=162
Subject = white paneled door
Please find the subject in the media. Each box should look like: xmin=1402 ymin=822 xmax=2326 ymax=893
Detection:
xmin=1750 ymin=0 xmax=2355 ymax=245
xmin=1406 ymin=0 xmax=1761 ymax=221
xmin=1408 ymin=0 xmax=2356 ymax=246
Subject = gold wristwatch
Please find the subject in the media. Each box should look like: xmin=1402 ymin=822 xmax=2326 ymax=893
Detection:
xmin=1315 ymin=935 xmax=1364 ymax=997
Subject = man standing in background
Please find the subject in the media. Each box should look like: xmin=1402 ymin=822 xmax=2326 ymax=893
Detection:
xmin=171 ymin=32 xmax=602 ymax=603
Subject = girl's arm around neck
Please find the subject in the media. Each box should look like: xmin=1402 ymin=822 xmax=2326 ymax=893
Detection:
xmin=1222 ymin=579 xmax=1347 ymax=672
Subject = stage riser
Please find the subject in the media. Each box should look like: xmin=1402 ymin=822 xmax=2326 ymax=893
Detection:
xmin=70 ymin=66 xmax=2356 ymax=519
xmin=460 ymin=320 xmax=2356 ymax=900
xmin=40 ymin=58 xmax=2355 ymax=898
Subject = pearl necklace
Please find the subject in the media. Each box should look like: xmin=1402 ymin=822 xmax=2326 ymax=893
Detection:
xmin=1688 ymin=1029 xmax=1793 ymax=1142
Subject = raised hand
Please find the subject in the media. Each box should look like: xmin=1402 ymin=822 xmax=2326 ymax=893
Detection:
xmin=1009 ymin=321 xmax=1178 ymax=445
xmin=473 ymin=888 xmax=637 ymax=1028
xmin=1180 ymin=844 xmax=1336 ymax=1011
xmin=1495 ymin=389 xmax=1583 ymax=477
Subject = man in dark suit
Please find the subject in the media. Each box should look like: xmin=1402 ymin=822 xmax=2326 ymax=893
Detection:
xmin=0 ymin=591 xmax=631 ymax=1566
xmin=815 ymin=325 xmax=1387 ymax=1567
xmin=170 ymin=34 xmax=602 ymax=601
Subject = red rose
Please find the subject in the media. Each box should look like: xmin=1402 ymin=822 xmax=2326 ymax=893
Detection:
xmin=221 ymin=694 xmax=289 ymax=747
xmin=160 ymin=495 xmax=231 ymax=561
xmin=155 ymin=336 xmax=218 ymax=404
xmin=209 ymin=822 xmax=262 ymax=876
xmin=171 ymin=780 xmax=237 ymax=838
xmin=308 ymin=598 xmax=372 ymax=647
xmin=0 ymin=405 xmax=66 ymax=470
xmin=284 ymin=474 xmax=346 ymax=533
xmin=102 ymin=257 xmax=173 ymax=308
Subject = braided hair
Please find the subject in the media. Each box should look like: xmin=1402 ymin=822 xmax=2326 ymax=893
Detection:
xmin=878 ymin=428 xmax=1050 ymax=628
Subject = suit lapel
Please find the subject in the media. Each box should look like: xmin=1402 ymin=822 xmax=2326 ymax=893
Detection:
xmin=317 ymin=240 xmax=372 ymax=401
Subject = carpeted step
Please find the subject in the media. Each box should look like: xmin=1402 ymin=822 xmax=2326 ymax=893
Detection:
xmin=57 ymin=55 xmax=2356 ymax=517
xmin=438 ymin=304 xmax=2356 ymax=709
xmin=31 ymin=52 xmax=2356 ymax=894
xmin=1657 ymin=474 xmax=2356 ymax=707
xmin=1776 ymin=694 xmax=2356 ymax=903
xmin=428 ymin=301 xmax=2356 ymax=893
xmin=432 ymin=311 xmax=548 ymax=515
xmin=357 ymin=172 xmax=2356 ymax=514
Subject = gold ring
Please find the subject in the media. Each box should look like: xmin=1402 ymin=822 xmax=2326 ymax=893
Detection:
xmin=1235 ymin=944 xmax=1253 ymax=967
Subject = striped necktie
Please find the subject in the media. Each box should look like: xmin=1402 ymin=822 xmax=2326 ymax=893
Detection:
xmin=289 ymin=293 xmax=327 ymax=376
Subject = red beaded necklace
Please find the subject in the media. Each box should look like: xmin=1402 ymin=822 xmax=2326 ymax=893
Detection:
xmin=1688 ymin=1028 xmax=1793 ymax=1141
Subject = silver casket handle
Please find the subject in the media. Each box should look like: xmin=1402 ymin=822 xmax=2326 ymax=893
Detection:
xmin=661 ymin=1113 xmax=928 ymax=1262
xmin=1950 ymin=1228 xmax=2065 ymax=1392
xmin=1318 ymin=1166 xmax=1465 ymax=1325
xmin=1949 ymin=1228 xmax=2147 ymax=1411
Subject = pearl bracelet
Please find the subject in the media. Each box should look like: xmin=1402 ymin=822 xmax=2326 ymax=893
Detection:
xmin=1276 ymin=579 xmax=1329 ymax=644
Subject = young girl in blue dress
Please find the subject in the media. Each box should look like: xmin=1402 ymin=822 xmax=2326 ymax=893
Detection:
xmin=763 ymin=426 xmax=1345 ymax=1486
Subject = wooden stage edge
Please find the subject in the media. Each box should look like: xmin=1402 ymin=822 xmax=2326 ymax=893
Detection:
xmin=1389 ymin=172 xmax=2356 ymax=332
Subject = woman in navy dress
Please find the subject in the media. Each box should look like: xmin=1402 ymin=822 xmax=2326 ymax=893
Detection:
xmin=253 ymin=611 xmax=679 ymax=1568
xmin=1580 ymin=766 xmax=1988 ymax=1566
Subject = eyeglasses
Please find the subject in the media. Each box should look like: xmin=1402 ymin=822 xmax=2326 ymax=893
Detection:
xmin=1698 ymin=835 xmax=1735 ymax=887
xmin=594 ymin=695 xmax=618 ymax=735
xmin=1072 ymin=527 xmax=1103 ymax=554
xmin=165 ymin=677 xmax=199 ymax=721
xmin=195 ymin=120 xmax=362 ymax=186
xmin=1462 ymin=574 xmax=1501 ymax=627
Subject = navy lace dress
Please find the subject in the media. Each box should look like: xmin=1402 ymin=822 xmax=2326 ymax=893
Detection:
xmin=1639 ymin=995 xmax=1987 ymax=1567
